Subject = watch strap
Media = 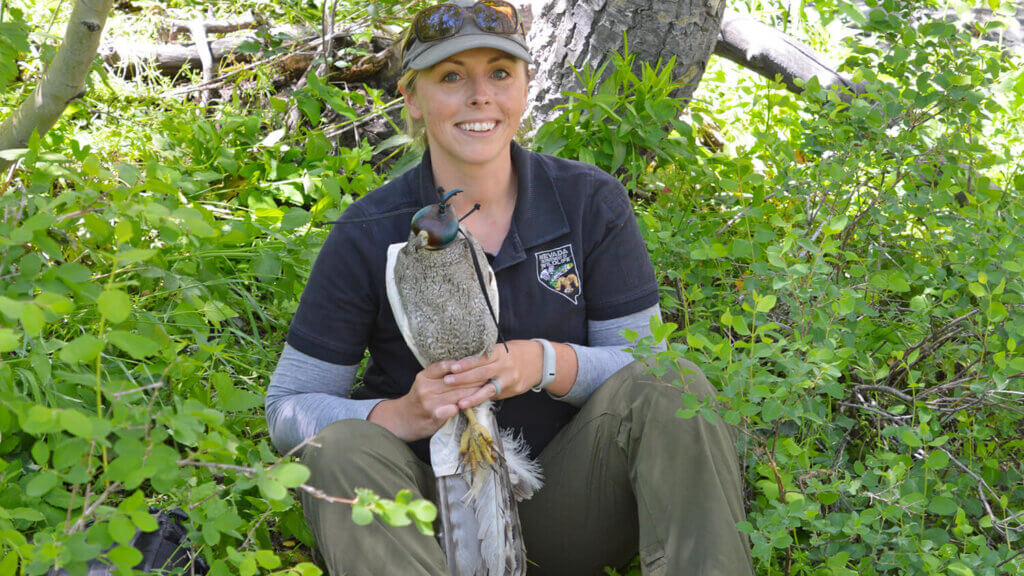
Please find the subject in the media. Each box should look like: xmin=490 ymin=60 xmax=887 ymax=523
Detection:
xmin=531 ymin=338 xmax=556 ymax=392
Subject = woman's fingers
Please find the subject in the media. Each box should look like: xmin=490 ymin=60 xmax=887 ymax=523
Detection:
xmin=457 ymin=381 xmax=499 ymax=409
xmin=432 ymin=403 xmax=460 ymax=422
xmin=443 ymin=363 xmax=498 ymax=387
xmin=448 ymin=350 xmax=497 ymax=374
xmin=421 ymin=359 xmax=453 ymax=378
xmin=426 ymin=383 xmax=487 ymax=420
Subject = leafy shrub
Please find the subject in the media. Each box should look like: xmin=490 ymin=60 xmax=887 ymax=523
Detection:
xmin=539 ymin=4 xmax=1023 ymax=575
xmin=0 ymin=108 xmax=427 ymax=576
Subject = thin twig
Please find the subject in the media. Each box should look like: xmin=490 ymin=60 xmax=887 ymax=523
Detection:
xmin=715 ymin=191 xmax=780 ymax=235
xmin=111 ymin=381 xmax=164 ymax=398
xmin=297 ymin=483 xmax=356 ymax=505
xmin=70 ymin=481 xmax=124 ymax=533
xmin=853 ymin=384 xmax=916 ymax=404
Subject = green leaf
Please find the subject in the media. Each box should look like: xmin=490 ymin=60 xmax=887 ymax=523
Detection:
xmin=352 ymin=504 xmax=373 ymax=526
xmin=0 ymin=328 xmax=20 ymax=352
xmin=987 ymin=300 xmax=1007 ymax=321
xmin=272 ymin=463 xmax=310 ymax=488
xmin=255 ymin=550 xmax=281 ymax=569
xmin=756 ymin=294 xmax=777 ymax=313
xmin=59 ymin=334 xmax=104 ymax=364
xmin=129 ymin=509 xmax=159 ymax=532
xmin=280 ymin=207 xmax=311 ymax=232
xmin=31 ymin=440 xmax=49 ymax=466
xmin=408 ymin=499 xmax=437 ymax=523
xmin=116 ymin=248 xmax=157 ymax=264
xmin=382 ymin=501 xmax=411 ymax=527
xmin=835 ymin=291 xmax=856 ymax=315
xmin=0 ymin=551 xmax=16 ymax=576
xmin=12 ymin=507 xmax=45 ymax=522
xmin=925 ymin=450 xmax=950 ymax=470
xmin=257 ymin=475 xmax=287 ymax=500
xmin=838 ymin=3 xmax=868 ymax=26
xmin=899 ymin=429 xmax=922 ymax=448
xmin=761 ymin=399 xmax=784 ymax=422
xmin=927 ymin=495 xmax=958 ymax=516
xmin=25 ymin=471 xmax=59 ymax=498
xmin=173 ymin=207 xmax=217 ymax=238
xmin=109 ymin=514 xmax=137 ymax=544
xmin=20 ymin=405 xmax=59 ymax=434
xmin=946 ymin=562 xmax=974 ymax=576
xmin=0 ymin=296 xmax=26 ymax=319
xmin=109 ymin=544 xmax=143 ymax=573
xmin=36 ymin=292 xmax=74 ymax=314
xmin=108 ymin=331 xmax=159 ymax=360
xmin=20 ymin=304 xmax=45 ymax=335
xmin=58 ymin=410 xmax=93 ymax=439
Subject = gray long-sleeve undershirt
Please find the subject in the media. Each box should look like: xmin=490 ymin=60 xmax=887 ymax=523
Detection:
xmin=265 ymin=304 xmax=665 ymax=454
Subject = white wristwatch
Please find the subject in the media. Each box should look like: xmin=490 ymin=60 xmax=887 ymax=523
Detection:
xmin=531 ymin=338 xmax=556 ymax=392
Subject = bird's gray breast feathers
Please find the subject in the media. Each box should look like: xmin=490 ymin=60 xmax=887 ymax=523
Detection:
xmin=393 ymin=234 xmax=498 ymax=364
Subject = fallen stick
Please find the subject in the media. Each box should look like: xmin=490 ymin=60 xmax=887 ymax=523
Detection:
xmin=163 ymin=10 xmax=263 ymax=40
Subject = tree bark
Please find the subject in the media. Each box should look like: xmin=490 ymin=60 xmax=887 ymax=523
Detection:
xmin=0 ymin=0 xmax=116 ymax=171
xmin=526 ymin=0 xmax=726 ymax=127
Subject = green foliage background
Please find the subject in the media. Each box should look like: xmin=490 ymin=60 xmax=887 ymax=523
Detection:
xmin=1 ymin=0 xmax=1022 ymax=574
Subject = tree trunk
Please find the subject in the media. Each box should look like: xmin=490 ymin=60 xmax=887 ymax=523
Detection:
xmin=526 ymin=0 xmax=726 ymax=126
xmin=0 ymin=0 xmax=116 ymax=171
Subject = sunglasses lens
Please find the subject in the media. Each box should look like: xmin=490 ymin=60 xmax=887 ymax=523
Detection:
xmin=473 ymin=0 xmax=518 ymax=34
xmin=415 ymin=4 xmax=464 ymax=42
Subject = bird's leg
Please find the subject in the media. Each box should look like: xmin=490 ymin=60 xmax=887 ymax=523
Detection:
xmin=459 ymin=407 xmax=496 ymax=474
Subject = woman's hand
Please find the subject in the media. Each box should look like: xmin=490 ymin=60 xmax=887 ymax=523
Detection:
xmin=367 ymin=360 xmax=488 ymax=442
xmin=443 ymin=340 xmax=544 ymax=409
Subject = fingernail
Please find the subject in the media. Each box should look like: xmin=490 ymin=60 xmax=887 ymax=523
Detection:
xmin=444 ymin=375 xmax=454 ymax=384
xmin=451 ymin=363 xmax=461 ymax=372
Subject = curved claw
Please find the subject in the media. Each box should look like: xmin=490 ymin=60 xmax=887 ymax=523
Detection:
xmin=459 ymin=408 xmax=497 ymax=474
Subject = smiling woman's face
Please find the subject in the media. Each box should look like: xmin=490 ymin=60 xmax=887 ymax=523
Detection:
xmin=401 ymin=47 xmax=529 ymax=173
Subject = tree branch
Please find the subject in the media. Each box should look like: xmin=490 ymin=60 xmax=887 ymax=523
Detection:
xmin=713 ymin=8 xmax=865 ymax=101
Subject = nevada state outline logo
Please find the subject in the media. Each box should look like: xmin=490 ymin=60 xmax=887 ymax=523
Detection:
xmin=535 ymin=244 xmax=581 ymax=305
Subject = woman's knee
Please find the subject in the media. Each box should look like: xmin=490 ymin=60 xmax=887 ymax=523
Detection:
xmin=599 ymin=359 xmax=717 ymax=408
xmin=301 ymin=419 xmax=411 ymax=478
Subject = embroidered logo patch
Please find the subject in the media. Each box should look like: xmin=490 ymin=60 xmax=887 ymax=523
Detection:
xmin=536 ymin=244 xmax=581 ymax=304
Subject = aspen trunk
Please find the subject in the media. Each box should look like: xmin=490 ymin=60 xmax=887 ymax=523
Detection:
xmin=0 ymin=0 xmax=116 ymax=170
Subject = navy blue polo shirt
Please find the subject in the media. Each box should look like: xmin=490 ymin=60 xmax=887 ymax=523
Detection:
xmin=287 ymin=142 xmax=659 ymax=462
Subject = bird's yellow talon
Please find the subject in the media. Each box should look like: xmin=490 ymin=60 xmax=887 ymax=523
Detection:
xmin=459 ymin=408 xmax=497 ymax=474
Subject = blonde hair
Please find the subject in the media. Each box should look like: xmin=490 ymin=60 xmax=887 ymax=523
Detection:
xmin=395 ymin=27 xmax=428 ymax=150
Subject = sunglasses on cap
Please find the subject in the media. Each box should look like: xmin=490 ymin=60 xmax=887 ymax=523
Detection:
xmin=408 ymin=0 xmax=522 ymax=47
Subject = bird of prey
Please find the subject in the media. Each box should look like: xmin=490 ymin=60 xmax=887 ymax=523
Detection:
xmin=385 ymin=188 xmax=541 ymax=576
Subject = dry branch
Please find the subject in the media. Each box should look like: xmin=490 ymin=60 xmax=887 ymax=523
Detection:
xmin=713 ymin=8 xmax=866 ymax=101
xmin=163 ymin=10 xmax=263 ymax=41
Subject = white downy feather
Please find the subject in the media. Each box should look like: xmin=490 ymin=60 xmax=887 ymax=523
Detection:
xmin=499 ymin=428 xmax=543 ymax=501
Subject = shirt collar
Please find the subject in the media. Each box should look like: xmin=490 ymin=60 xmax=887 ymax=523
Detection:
xmin=415 ymin=142 xmax=570 ymax=270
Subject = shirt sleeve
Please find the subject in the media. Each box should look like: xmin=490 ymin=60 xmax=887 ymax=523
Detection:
xmin=265 ymin=343 xmax=384 ymax=454
xmin=286 ymin=209 xmax=379 ymax=365
xmin=557 ymin=303 xmax=667 ymax=407
xmin=581 ymin=175 xmax=660 ymax=320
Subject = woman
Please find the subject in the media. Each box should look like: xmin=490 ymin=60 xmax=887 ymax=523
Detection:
xmin=265 ymin=1 xmax=753 ymax=574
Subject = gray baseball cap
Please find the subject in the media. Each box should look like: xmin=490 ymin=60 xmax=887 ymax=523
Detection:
xmin=401 ymin=0 xmax=533 ymax=72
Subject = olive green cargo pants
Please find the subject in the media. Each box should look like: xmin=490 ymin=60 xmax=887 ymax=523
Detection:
xmin=299 ymin=360 xmax=754 ymax=576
